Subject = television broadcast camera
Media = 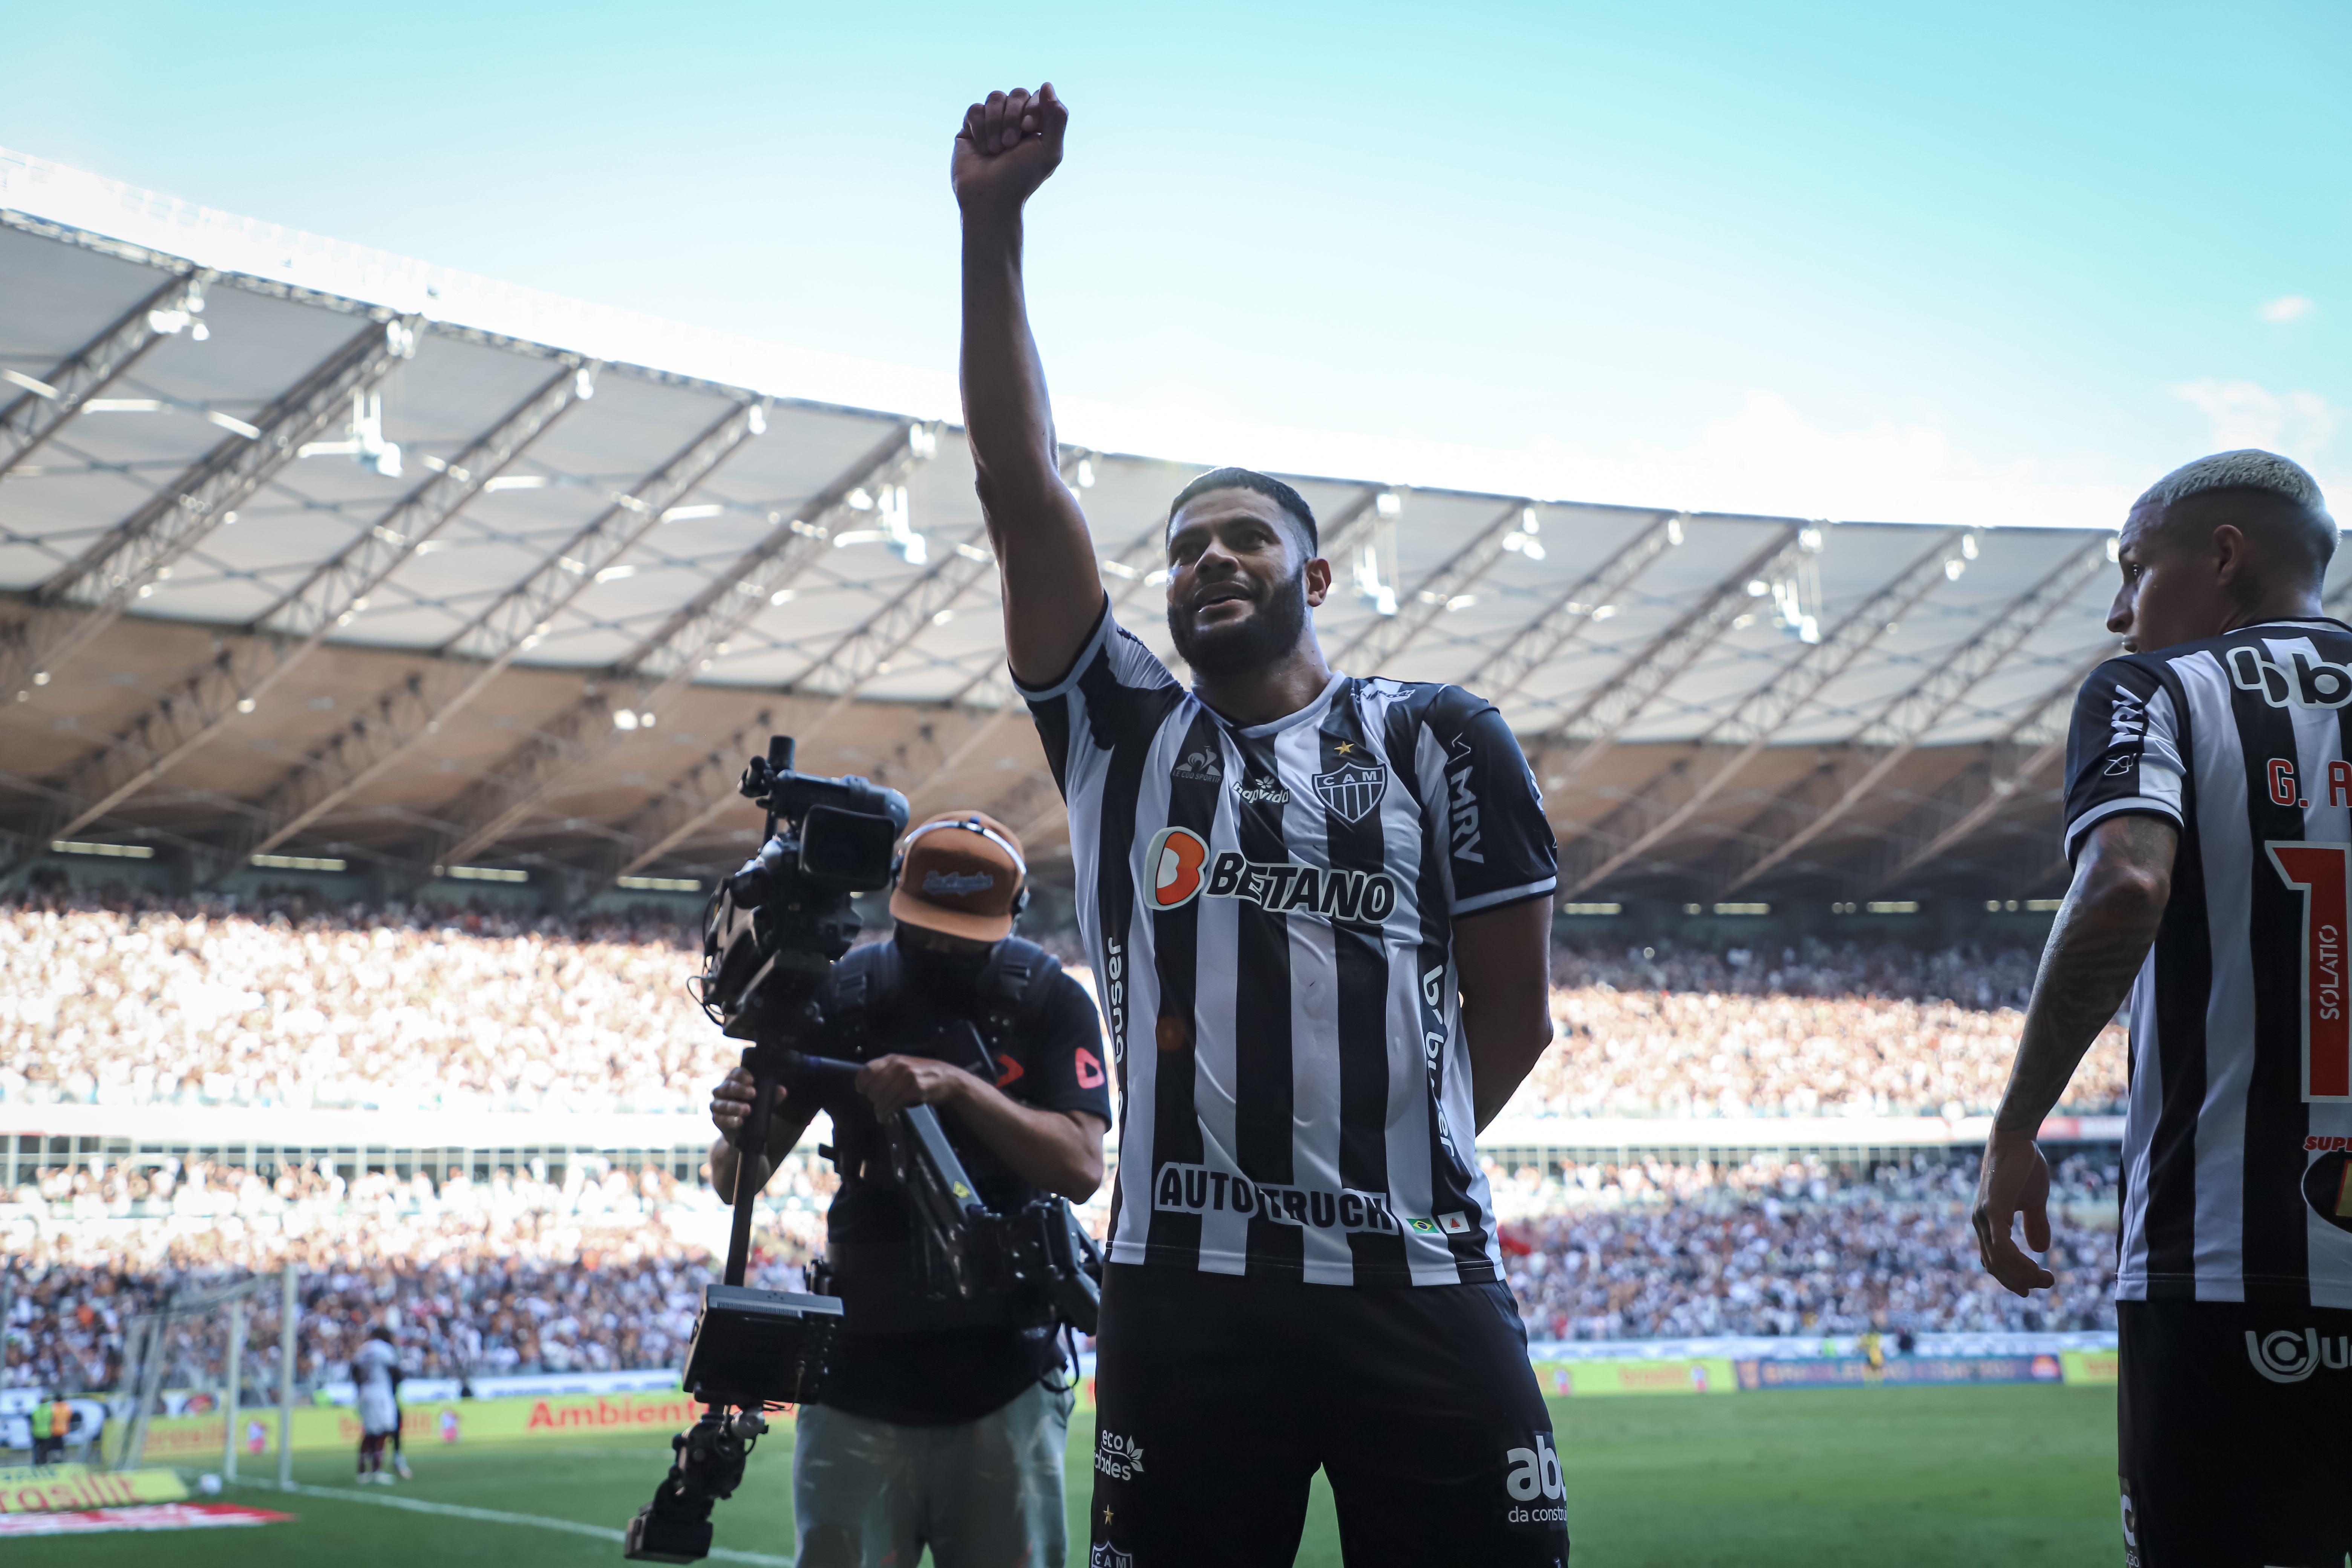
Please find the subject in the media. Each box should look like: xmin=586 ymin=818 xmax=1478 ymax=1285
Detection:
xmin=622 ymin=736 xmax=900 ymax=1563
xmin=622 ymin=738 xmax=1103 ymax=1563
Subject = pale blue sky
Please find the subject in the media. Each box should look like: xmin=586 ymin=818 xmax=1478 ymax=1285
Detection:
xmin=3 ymin=0 xmax=2343 ymax=526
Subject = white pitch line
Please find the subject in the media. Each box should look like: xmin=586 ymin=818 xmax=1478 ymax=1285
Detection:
xmin=239 ymin=1479 xmax=790 ymax=1565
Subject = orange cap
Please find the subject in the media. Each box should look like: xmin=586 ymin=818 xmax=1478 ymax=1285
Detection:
xmin=889 ymin=811 xmax=1027 ymax=942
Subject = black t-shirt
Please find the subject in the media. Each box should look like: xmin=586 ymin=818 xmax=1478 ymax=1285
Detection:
xmin=808 ymin=936 xmax=1112 ymax=1425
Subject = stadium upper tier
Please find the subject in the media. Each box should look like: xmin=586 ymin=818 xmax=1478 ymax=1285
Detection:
xmin=11 ymin=147 xmax=2332 ymax=903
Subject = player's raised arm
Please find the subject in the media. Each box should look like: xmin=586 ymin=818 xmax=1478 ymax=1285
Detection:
xmin=954 ymin=83 xmax=1102 ymax=688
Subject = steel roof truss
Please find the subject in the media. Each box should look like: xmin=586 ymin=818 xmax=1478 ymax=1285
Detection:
xmin=609 ymin=706 xmax=779 ymax=877
xmin=258 ymin=362 xmax=588 ymax=635
xmin=0 ymin=363 xmax=593 ymax=868
xmin=1709 ymin=539 xmax=2112 ymax=896
xmin=1331 ymin=501 xmax=1527 ymax=675
xmin=1858 ymin=649 xmax=2110 ymax=895
xmin=0 ymin=315 xmax=420 ymax=701
xmin=226 ymin=402 xmax=764 ymax=867
xmin=778 ymin=442 xmax=1096 ymax=744
xmin=439 ymin=398 xmax=765 ymax=665
xmin=0 ymin=268 xmax=206 ymax=480
xmin=1456 ymin=510 xmax=1688 ymax=711
xmin=420 ymin=424 xmax=929 ymax=876
xmin=1560 ymin=528 xmax=1970 ymax=896
xmin=1535 ymin=524 xmax=1806 ymax=802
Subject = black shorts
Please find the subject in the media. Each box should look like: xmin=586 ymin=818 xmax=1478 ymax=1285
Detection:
xmin=2118 ymin=1298 xmax=2352 ymax=1568
xmin=1087 ymin=1263 xmax=1569 ymax=1568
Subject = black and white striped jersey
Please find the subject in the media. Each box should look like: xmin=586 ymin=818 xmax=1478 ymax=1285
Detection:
xmin=2066 ymin=617 xmax=2352 ymax=1309
xmin=1019 ymin=607 xmax=1558 ymax=1286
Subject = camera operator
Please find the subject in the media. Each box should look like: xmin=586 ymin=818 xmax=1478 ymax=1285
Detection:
xmin=707 ymin=810 xmax=1111 ymax=1568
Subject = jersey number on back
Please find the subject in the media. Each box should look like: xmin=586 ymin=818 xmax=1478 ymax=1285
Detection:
xmin=2266 ymin=842 xmax=2352 ymax=1101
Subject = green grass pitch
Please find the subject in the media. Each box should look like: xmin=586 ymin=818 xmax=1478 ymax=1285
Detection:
xmin=17 ymin=1385 xmax=2120 ymax=1566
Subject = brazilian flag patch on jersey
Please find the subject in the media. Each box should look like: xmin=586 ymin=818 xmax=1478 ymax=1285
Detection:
xmin=1406 ymin=1216 xmax=1441 ymax=1235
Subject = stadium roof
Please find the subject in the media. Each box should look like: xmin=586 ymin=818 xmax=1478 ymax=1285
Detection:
xmin=5 ymin=147 xmax=2311 ymax=909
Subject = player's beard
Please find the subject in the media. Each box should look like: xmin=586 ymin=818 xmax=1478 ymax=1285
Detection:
xmin=1168 ymin=564 xmax=1310 ymax=680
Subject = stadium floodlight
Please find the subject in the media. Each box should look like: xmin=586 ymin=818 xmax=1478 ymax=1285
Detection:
xmin=1502 ymin=506 xmax=1547 ymax=562
xmin=1352 ymin=545 xmax=1399 ymax=616
xmin=2 ymin=268 xmax=219 ymax=481
xmin=297 ymin=388 xmax=403 ymax=478
xmin=830 ymin=485 xmax=925 ymax=564
xmin=147 ymin=282 xmax=210 ymax=340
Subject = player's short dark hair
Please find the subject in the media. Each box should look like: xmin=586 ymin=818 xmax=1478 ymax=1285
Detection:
xmin=1166 ymin=467 xmax=1318 ymax=554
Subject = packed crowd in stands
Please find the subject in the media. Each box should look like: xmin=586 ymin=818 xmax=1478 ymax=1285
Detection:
xmin=4 ymin=1147 xmax=2117 ymax=1398
xmin=2 ymin=1154 xmax=829 ymax=1396
xmin=1515 ymin=943 xmax=2126 ymax=1118
xmin=0 ymin=891 xmax=721 ymax=1114
xmin=2 ymin=886 xmax=2128 ymax=1400
xmin=2 ymin=887 xmax=2121 ymax=1117
xmin=1493 ymin=1152 xmax=2120 ymax=1338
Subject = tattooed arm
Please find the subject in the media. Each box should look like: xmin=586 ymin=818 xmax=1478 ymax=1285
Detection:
xmin=1972 ymin=812 xmax=2178 ymax=1295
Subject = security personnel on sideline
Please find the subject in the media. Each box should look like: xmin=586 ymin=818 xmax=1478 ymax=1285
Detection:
xmin=709 ymin=810 xmax=1113 ymax=1568
xmin=29 ymin=1392 xmax=74 ymax=1465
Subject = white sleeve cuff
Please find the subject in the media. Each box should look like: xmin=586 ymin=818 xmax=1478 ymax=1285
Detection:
xmin=1453 ymin=877 xmax=1557 ymax=916
xmin=2064 ymin=797 xmax=2185 ymax=856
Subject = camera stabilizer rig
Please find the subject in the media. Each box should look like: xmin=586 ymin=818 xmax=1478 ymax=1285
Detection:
xmin=623 ymin=738 xmax=904 ymax=1564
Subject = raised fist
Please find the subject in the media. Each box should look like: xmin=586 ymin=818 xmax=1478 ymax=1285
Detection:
xmin=952 ymin=84 xmax=1068 ymax=215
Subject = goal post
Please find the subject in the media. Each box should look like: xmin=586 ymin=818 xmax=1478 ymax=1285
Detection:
xmin=112 ymin=1270 xmax=296 ymax=1478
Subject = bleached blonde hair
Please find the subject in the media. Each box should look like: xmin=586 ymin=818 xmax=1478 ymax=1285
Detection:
xmin=2136 ymin=448 xmax=2331 ymax=521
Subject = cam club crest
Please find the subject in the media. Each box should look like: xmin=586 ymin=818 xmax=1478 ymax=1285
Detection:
xmin=1312 ymin=762 xmax=1389 ymax=824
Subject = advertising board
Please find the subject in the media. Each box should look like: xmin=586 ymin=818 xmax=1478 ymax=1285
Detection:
xmin=123 ymin=1389 xmax=801 ymax=1459
xmin=0 ymin=1465 xmax=188 ymax=1513
xmin=1531 ymin=1357 xmax=1738 ymax=1397
xmin=1733 ymin=1354 xmax=2067 ymax=1389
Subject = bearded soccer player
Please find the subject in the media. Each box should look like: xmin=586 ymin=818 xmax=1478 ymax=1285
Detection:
xmin=953 ymin=85 xmax=1566 ymax=1567
xmin=1974 ymin=450 xmax=2352 ymax=1568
